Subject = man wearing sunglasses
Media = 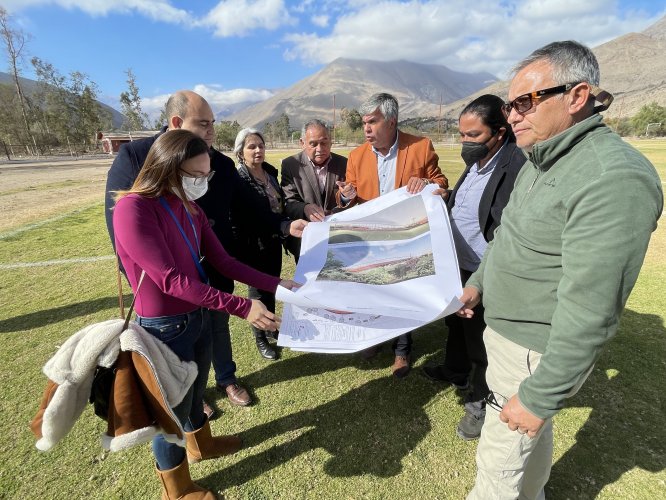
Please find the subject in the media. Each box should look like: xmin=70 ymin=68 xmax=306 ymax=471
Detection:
xmin=105 ymin=90 xmax=307 ymax=415
xmin=457 ymin=41 xmax=663 ymax=498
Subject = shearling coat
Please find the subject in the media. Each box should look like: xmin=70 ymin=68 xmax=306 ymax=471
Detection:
xmin=31 ymin=319 xmax=198 ymax=452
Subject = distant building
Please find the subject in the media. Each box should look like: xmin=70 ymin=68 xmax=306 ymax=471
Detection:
xmin=97 ymin=131 xmax=159 ymax=154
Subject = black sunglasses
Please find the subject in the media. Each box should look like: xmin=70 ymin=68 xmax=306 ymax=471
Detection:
xmin=502 ymin=82 xmax=580 ymax=115
xmin=484 ymin=391 xmax=508 ymax=412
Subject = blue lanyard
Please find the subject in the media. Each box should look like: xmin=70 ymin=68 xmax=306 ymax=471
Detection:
xmin=159 ymin=197 xmax=208 ymax=284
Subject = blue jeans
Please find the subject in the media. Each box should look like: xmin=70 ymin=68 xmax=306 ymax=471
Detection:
xmin=137 ymin=308 xmax=212 ymax=470
xmin=210 ymin=310 xmax=237 ymax=387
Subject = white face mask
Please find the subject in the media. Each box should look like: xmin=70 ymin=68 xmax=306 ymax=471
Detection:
xmin=181 ymin=176 xmax=209 ymax=201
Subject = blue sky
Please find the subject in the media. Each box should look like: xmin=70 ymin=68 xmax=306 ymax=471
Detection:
xmin=2 ymin=1 xmax=664 ymax=119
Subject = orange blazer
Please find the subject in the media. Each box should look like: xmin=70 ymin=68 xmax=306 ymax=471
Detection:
xmin=341 ymin=131 xmax=448 ymax=205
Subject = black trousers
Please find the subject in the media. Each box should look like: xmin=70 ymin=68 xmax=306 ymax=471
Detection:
xmin=248 ymin=284 xmax=276 ymax=338
xmin=443 ymin=268 xmax=488 ymax=402
xmin=244 ymin=241 xmax=283 ymax=338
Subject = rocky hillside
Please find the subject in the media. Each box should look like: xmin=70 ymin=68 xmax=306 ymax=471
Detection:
xmin=226 ymin=58 xmax=497 ymax=129
xmin=0 ymin=71 xmax=125 ymax=128
xmin=437 ymin=15 xmax=666 ymax=122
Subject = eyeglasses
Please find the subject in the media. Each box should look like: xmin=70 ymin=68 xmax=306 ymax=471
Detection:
xmin=502 ymin=82 xmax=580 ymax=115
xmin=181 ymin=170 xmax=215 ymax=186
xmin=484 ymin=391 xmax=508 ymax=412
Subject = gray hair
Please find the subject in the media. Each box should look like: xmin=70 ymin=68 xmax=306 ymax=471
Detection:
xmin=513 ymin=40 xmax=600 ymax=87
xmin=234 ymin=128 xmax=265 ymax=161
xmin=358 ymin=93 xmax=399 ymax=122
xmin=301 ymin=119 xmax=330 ymax=139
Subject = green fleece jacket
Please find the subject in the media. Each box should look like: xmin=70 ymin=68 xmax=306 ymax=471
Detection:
xmin=467 ymin=114 xmax=663 ymax=419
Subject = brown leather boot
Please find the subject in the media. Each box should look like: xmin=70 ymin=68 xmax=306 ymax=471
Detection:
xmin=185 ymin=417 xmax=242 ymax=464
xmin=155 ymin=458 xmax=218 ymax=499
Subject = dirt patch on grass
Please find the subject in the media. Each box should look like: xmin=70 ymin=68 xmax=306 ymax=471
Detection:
xmin=0 ymin=158 xmax=112 ymax=233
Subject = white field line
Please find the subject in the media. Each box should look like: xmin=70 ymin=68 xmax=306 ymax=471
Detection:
xmin=0 ymin=255 xmax=115 ymax=269
xmin=0 ymin=205 xmax=98 ymax=241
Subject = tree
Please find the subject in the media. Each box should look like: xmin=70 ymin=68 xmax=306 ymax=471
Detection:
xmin=0 ymin=82 xmax=24 ymax=144
xmin=32 ymin=57 xmax=108 ymax=146
xmin=341 ymin=107 xmax=362 ymax=131
xmin=153 ymin=104 xmax=168 ymax=130
xmin=79 ymin=84 xmax=110 ymax=145
xmin=119 ymin=68 xmax=148 ymax=131
xmin=332 ymin=122 xmax=364 ymax=145
xmin=31 ymin=56 xmax=70 ymax=141
xmin=272 ymin=112 xmax=291 ymax=142
xmin=263 ymin=122 xmax=274 ymax=148
xmin=630 ymin=102 xmax=666 ymax=136
xmin=605 ymin=117 xmax=632 ymax=137
xmin=214 ymin=120 xmax=241 ymax=150
xmin=0 ymin=7 xmax=36 ymax=148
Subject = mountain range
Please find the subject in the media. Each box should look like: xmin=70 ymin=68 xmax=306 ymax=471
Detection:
xmin=435 ymin=15 xmax=666 ymax=123
xmin=227 ymin=15 xmax=666 ymax=129
xmin=225 ymin=58 xmax=496 ymax=129
xmin=3 ymin=15 xmax=663 ymax=132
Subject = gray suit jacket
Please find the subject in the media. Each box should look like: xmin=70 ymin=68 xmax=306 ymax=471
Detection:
xmin=280 ymin=151 xmax=347 ymax=220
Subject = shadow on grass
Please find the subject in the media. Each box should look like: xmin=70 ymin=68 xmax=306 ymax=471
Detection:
xmin=0 ymin=295 xmax=131 ymax=333
xmin=228 ymin=318 xmax=447 ymax=395
xmin=547 ymin=309 xmax=666 ymax=498
xmin=203 ymin=323 xmax=450 ymax=490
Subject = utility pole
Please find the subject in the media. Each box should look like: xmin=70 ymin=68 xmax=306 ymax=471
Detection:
xmin=437 ymin=93 xmax=443 ymax=143
xmin=332 ymin=94 xmax=336 ymax=144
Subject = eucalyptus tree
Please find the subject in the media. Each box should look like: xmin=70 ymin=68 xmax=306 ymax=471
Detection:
xmin=119 ymin=68 xmax=148 ymax=131
xmin=0 ymin=7 xmax=36 ymax=148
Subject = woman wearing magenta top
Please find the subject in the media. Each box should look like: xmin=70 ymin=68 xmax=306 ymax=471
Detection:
xmin=113 ymin=129 xmax=298 ymax=499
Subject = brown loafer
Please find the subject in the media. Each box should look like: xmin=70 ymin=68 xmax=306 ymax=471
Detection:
xmin=221 ymin=383 xmax=252 ymax=407
xmin=392 ymin=355 xmax=411 ymax=379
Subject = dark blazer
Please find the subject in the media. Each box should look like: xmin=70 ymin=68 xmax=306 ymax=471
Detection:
xmin=447 ymin=141 xmax=526 ymax=243
xmin=280 ymin=151 xmax=347 ymax=219
xmin=104 ymin=128 xmax=285 ymax=292
xmin=231 ymin=162 xmax=289 ymax=277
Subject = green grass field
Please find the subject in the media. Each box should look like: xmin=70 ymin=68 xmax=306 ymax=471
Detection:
xmin=0 ymin=141 xmax=664 ymax=499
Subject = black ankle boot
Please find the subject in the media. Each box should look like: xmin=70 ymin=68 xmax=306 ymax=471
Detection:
xmin=266 ymin=329 xmax=279 ymax=342
xmin=255 ymin=334 xmax=277 ymax=360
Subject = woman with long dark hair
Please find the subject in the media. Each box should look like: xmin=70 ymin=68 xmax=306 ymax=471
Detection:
xmin=424 ymin=94 xmax=526 ymax=440
xmin=113 ymin=129 xmax=297 ymax=499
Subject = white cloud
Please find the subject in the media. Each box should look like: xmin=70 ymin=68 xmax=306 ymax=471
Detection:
xmin=291 ymin=0 xmax=314 ymax=14
xmin=200 ymin=0 xmax=295 ymax=37
xmin=1 ymin=0 xmax=192 ymax=24
xmin=311 ymin=15 xmax=329 ymax=28
xmin=140 ymin=84 xmax=274 ymax=121
xmin=192 ymin=83 xmax=274 ymax=110
xmin=141 ymin=93 xmax=170 ymax=121
xmin=283 ymin=0 xmax=664 ymax=77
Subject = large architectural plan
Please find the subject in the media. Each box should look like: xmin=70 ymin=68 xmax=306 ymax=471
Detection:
xmin=276 ymin=185 xmax=463 ymax=353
